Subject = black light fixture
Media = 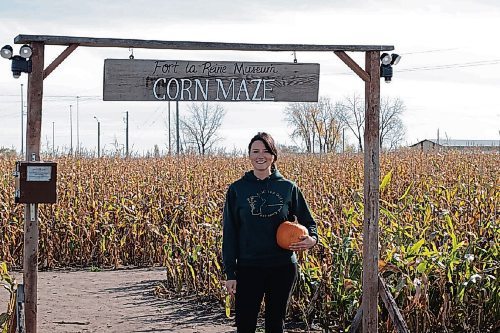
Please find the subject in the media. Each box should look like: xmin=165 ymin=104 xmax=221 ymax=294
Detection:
xmin=0 ymin=45 xmax=13 ymax=59
xmin=391 ymin=53 xmax=401 ymax=65
xmin=1 ymin=44 xmax=33 ymax=79
xmin=380 ymin=52 xmax=401 ymax=83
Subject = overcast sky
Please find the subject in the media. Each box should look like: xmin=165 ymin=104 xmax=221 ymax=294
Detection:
xmin=1 ymin=0 xmax=499 ymax=155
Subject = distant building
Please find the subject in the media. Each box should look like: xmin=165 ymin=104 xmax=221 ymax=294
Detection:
xmin=410 ymin=139 xmax=499 ymax=152
xmin=410 ymin=139 xmax=441 ymax=151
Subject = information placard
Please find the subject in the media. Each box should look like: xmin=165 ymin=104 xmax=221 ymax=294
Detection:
xmin=27 ymin=166 xmax=52 ymax=182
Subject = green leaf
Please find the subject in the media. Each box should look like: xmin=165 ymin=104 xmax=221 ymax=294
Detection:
xmin=213 ymin=258 xmax=221 ymax=271
xmin=187 ymin=263 xmax=196 ymax=281
xmin=445 ymin=214 xmax=454 ymax=233
xmin=417 ymin=261 xmax=427 ymax=273
xmin=225 ymin=295 xmax=231 ymax=318
xmin=0 ymin=262 xmax=7 ymax=275
xmin=0 ymin=312 xmax=8 ymax=327
xmin=408 ymin=239 xmax=425 ymax=255
xmin=380 ymin=170 xmax=393 ymax=192
xmin=398 ymin=181 xmax=413 ymax=201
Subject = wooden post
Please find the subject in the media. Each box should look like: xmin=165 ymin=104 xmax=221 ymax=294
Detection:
xmin=378 ymin=275 xmax=410 ymax=333
xmin=362 ymin=50 xmax=380 ymax=333
xmin=24 ymin=41 xmax=44 ymax=333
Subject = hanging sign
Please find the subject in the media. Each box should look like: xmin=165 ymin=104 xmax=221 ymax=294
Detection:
xmin=103 ymin=59 xmax=319 ymax=102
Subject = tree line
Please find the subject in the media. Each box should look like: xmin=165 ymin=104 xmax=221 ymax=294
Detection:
xmin=284 ymin=94 xmax=406 ymax=153
xmin=13 ymin=95 xmax=405 ymax=158
xmin=176 ymin=94 xmax=406 ymax=155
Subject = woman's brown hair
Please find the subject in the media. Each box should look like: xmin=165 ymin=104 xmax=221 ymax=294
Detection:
xmin=248 ymin=132 xmax=278 ymax=164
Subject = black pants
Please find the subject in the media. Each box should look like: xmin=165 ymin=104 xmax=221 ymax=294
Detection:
xmin=235 ymin=263 xmax=298 ymax=333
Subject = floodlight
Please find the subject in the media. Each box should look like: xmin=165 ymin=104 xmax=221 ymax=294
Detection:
xmin=1 ymin=45 xmax=13 ymax=59
xmin=1 ymin=44 xmax=33 ymax=78
xmin=380 ymin=53 xmax=392 ymax=65
xmin=19 ymin=44 xmax=33 ymax=59
xmin=391 ymin=53 xmax=401 ymax=65
xmin=380 ymin=52 xmax=401 ymax=83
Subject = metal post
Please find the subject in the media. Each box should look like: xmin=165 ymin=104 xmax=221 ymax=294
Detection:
xmin=76 ymin=96 xmax=79 ymax=156
xmin=94 ymin=116 xmax=100 ymax=158
xmin=69 ymin=104 xmax=73 ymax=155
xmin=342 ymin=128 xmax=345 ymax=153
xmin=97 ymin=122 xmax=101 ymax=158
xmin=98 ymin=121 xmax=100 ymax=158
xmin=168 ymin=101 xmax=171 ymax=155
xmin=21 ymin=83 xmax=24 ymax=156
xmin=125 ymin=111 xmax=129 ymax=158
xmin=24 ymin=41 xmax=44 ymax=333
xmin=362 ymin=50 xmax=381 ymax=333
xmin=52 ymin=121 xmax=55 ymax=156
xmin=176 ymin=101 xmax=180 ymax=155
xmin=16 ymin=284 xmax=25 ymax=333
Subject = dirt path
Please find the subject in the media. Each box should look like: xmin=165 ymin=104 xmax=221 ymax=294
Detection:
xmin=0 ymin=268 xmax=235 ymax=333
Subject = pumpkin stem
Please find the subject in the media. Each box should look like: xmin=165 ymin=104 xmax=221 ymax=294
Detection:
xmin=292 ymin=215 xmax=298 ymax=224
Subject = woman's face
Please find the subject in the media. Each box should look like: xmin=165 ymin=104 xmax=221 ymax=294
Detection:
xmin=249 ymin=140 xmax=275 ymax=173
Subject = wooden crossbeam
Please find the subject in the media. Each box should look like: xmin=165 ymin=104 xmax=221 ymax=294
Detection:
xmin=15 ymin=34 xmax=394 ymax=52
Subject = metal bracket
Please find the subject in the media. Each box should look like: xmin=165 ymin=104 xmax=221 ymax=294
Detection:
xmin=30 ymin=204 xmax=35 ymax=221
xmin=16 ymin=284 xmax=25 ymax=333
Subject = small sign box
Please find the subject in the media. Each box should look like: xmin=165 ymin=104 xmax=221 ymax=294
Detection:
xmin=14 ymin=161 xmax=57 ymax=204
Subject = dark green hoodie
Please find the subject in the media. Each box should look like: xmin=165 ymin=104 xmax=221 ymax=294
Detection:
xmin=222 ymin=169 xmax=318 ymax=280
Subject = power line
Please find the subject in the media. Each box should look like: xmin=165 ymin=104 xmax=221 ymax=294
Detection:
xmin=398 ymin=59 xmax=500 ymax=72
xmin=400 ymin=48 xmax=460 ymax=55
xmin=324 ymin=58 xmax=500 ymax=76
xmin=0 ymin=94 xmax=100 ymax=98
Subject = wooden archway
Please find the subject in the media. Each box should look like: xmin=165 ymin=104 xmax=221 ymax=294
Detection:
xmin=13 ymin=34 xmax=403 ymax=333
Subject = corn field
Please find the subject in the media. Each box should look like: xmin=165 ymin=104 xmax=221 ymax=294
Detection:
xmin=0 ymin=151 xmax=498 ymax=332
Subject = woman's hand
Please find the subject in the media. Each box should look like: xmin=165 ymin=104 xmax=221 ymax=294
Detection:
xmin=289 ymin=235 xmax=317 ymax=251
xmin=225 ymin=280 xmax=237 ymax=295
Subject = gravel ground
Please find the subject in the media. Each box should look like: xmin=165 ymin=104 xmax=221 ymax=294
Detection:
xmin=0 ymin=267 xmax=235 ymax=333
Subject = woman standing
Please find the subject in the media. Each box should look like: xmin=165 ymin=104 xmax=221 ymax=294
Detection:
xmin=222 ymin=132 xmax=318 ymax=333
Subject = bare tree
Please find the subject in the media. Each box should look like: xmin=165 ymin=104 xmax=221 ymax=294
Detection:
xmin=338 ymin=93 xmax=365 ymax=152
xmin=284 ymin=102 xmax=314 ymax=153
xmin=309 ymin=97 xmax=344 ymax=153
xmin=322 ymin=100 xmax=344 ymax=153
xmin=284 ymin=97 xmax=344 ymax=153
xmin=180 ymin=103 xmax=226 ymax=155
xmin=380 ymin=97 xmax=406 ymax=150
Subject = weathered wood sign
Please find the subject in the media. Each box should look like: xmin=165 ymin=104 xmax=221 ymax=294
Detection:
xmin=103 ymin=59 xmax=320 ymax=102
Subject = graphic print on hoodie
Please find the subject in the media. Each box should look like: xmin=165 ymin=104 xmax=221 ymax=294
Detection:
xmin=222 ymin=169 xmax=318 ymax=280
xmin=247 ymin=190 xmax=284 ymax=217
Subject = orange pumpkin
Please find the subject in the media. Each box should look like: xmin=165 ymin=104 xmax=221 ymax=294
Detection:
xmin=276 ymin=215 xmax=308 ymax=249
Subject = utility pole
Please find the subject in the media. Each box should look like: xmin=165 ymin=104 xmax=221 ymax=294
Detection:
xmin=342 ymin=128 xmax=345 ymax=153
xmin=76 ymin=96 xmax=79 ymax=156
xmin=168 ymin=101 xmax=171 ymax=155
xmin=52 ymin=121 xmax=55 ymax=156
xmin=176 ymin=101 xmax=180 ymax=155
xmin=20 ymin=83 xmax=24 ymax=156
xmin=69 ymin=104 xmax=73 ymax=155
xmin=94 ymin=116 xmax=100 ymax=158
xmin=125 ymin=111 xmax=129 ymax=158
